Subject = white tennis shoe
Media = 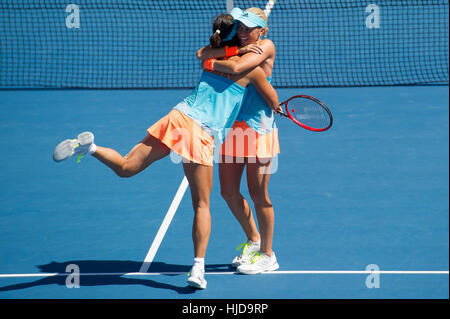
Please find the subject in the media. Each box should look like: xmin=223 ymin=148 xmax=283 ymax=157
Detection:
xmin=53 ymin=131 xmax=95 ymax=163
xmin=187 ymin=266 xmax=207 ymax=289
xmin=237 ymin=251 xmax=279 ymax=275
xmin=231 ymin=240 xmax=260 ymax=267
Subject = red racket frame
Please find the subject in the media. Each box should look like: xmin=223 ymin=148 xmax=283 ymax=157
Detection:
xmin=278 ymin=95 xmax=333 ymax=132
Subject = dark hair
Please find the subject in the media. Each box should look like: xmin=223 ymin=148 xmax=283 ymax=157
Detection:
xmin=209 ymin=14 xmax=240 ymax=48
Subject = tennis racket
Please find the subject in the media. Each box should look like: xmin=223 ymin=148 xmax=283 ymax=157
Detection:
xmin=276 ymin=95 xmax=333 ymax=132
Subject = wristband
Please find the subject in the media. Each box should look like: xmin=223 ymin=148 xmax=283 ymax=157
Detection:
xmin=204 ymin=58 xmax=216 ymax=71
xmin=225 ymin=46 xmax=239 ymax=57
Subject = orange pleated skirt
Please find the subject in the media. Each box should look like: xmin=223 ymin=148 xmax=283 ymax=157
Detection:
xmin=220 ymin=120 xmax=280 ymax=158
xmin=147 ymin=110 xmax=215 ymax=166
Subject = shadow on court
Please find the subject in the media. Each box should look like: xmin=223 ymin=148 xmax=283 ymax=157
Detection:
xmin=0 ymin=260 xmax=232 ymax=294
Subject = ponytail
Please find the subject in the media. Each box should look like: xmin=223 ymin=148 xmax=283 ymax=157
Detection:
xmin=209 ymin=14 xmax=236 ymax=48
xmin=209 ymin=29 xmax=222 ymax=48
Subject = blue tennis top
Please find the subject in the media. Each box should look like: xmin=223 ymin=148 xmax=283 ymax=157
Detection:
xmin=174 ymin=72 xmax=246 ymax=143
xmin=236 ymin=77 xmax=277 ymax=135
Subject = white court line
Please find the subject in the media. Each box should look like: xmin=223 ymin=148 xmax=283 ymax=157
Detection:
xmin=226 ymin=0 xmax=277 ymax=17
xmin=226 ymin=0 xmax=234 ymax=12
xmin=264 ymin=0 xmax=277 ymax=16
xmin=139 ymin=176 xmax=189 ymax=273
xmin=0 ymin=270 xmax=448 ymax=278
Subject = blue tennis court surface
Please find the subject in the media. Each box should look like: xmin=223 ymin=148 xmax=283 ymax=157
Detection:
xmin=0 ymin=86 xmax=448 ymax=299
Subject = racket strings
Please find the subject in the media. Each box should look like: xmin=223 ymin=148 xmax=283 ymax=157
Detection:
xmin=289 ymin=99 xmax=331 ymax=129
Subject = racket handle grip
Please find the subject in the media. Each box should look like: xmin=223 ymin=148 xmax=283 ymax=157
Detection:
xmin=276 ymin=110 xmax=289 ymax=117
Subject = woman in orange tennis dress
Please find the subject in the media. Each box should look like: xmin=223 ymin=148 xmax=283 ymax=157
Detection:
xmin=53 ymin=13 xmax=280 ymax=289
